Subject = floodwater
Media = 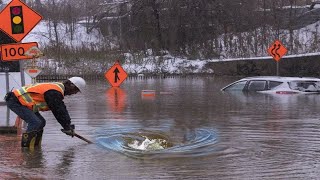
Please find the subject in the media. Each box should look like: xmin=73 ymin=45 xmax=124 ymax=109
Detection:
xmin=1 ymin=76 xmax=320 ymax=179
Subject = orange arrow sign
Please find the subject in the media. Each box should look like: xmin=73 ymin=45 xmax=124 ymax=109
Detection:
xmin=105 ymin=61 xmax=128 ymax=87
xmin=267 ymin=40 xmax=288 ymax=62
xmin=0 ymin=42 xmax=38 ymax=61
xmin=0 ymin=0 xmax=42 ymax=42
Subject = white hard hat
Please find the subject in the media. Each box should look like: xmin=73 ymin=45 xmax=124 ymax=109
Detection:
xmin=68 ymin=77 xmax=86 ymax=92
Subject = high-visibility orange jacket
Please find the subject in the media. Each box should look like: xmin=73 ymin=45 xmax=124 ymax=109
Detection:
xmin=13 ymin=83 xmax=65 ymax=112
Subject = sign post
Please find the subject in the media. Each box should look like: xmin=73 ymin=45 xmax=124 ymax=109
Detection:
xmin=105 ymin=61 xmax=128 ymax=87
xmin=267 ymin=40 xmax=288 ymax=76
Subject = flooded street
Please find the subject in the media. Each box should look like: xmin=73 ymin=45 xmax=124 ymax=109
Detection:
xmin=1 ymin=76 xmax=320 ymax=179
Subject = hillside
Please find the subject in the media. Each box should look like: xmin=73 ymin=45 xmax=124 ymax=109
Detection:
xmin=1 ymin=0 xmax=320 ymax=75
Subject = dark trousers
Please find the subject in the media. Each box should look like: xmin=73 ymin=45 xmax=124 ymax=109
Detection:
xmin=5 ymin=92 xmax=46 ymax=132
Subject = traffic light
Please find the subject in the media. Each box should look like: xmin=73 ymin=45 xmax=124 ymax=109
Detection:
xmin=10 ymin=6 xmax=24 ymax=34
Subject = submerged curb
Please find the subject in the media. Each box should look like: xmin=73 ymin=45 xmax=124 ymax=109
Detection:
xmin=0 ymin=126 xmax=17 ymax=134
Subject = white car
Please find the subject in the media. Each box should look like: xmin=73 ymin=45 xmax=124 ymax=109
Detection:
xmin=221 ymin=76 xmax=320 ymax=94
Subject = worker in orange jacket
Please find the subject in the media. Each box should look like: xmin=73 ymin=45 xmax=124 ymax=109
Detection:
xmin=4 ymin=77 xmax=86 ymax=148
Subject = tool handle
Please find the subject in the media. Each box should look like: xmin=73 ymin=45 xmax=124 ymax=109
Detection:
xmin=74 ymin=133 xmax=93 ymax=144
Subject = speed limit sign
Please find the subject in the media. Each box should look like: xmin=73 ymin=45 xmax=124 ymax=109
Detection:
xmin=0 ymin=42 xmax=38 ymax=61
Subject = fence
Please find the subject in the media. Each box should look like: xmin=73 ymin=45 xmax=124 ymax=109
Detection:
xmin=36 ymin=73 xmax=214 ymax=82
xmin=36 ymin=74 xmax=103 ymax=82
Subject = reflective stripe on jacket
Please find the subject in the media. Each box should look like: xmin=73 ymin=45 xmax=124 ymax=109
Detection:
xmin=13 ymin=83 xmax=65 ymax=112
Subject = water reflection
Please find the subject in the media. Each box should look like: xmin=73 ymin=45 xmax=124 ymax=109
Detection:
xmin=222 ymin=91 xmax=320 ymax=119
xmin=105 ymin=87 xmax=127 ymax=113
xmin=21 ymin=148 xmax=45 ymax=168
xmin=54 ymin=147 xmax=75 ymax=176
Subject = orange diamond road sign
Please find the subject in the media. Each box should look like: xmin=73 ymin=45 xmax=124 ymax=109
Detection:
xmin=0 ymin=42 xmax=38 ymax=61
xmin=267 ymin=40 xmax=288 ymax=62
xmin=0 ymin=0 xmax=43 ymax=42
xmin=105 ymin=61 xmax=128 ymax=87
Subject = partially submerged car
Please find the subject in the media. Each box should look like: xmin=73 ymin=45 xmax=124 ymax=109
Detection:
xmin=221 ymin=76 xmax=320 ymax=94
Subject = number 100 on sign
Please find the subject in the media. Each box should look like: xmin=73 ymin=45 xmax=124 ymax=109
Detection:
xmin=0 ymin=42 xmax=38 ymax=61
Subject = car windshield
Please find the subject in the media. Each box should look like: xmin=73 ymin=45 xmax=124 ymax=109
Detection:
xmin=223 ymin=80 xmax=247 ymax=91
xmin=289 ymin=81 xmax=320 ymax=92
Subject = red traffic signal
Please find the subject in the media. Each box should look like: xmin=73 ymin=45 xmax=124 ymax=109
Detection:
xmin=10 ymin=6 xmax=24 ymax=34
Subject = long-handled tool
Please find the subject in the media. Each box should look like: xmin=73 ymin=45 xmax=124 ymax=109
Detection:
xmin=74 ymin=133 xmax=93 ymax=144
xmin=61 ymin=125 xmax=93 ymax=144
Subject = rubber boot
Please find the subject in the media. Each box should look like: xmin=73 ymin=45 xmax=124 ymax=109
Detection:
xmin=21 ymin=131 xmax=37 ymax=149
xmin=35 ymin=129 xmax=43 ymax=147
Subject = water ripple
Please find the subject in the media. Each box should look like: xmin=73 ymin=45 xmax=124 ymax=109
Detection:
xmin=96 ymin=128 xmax=219 ymax=159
